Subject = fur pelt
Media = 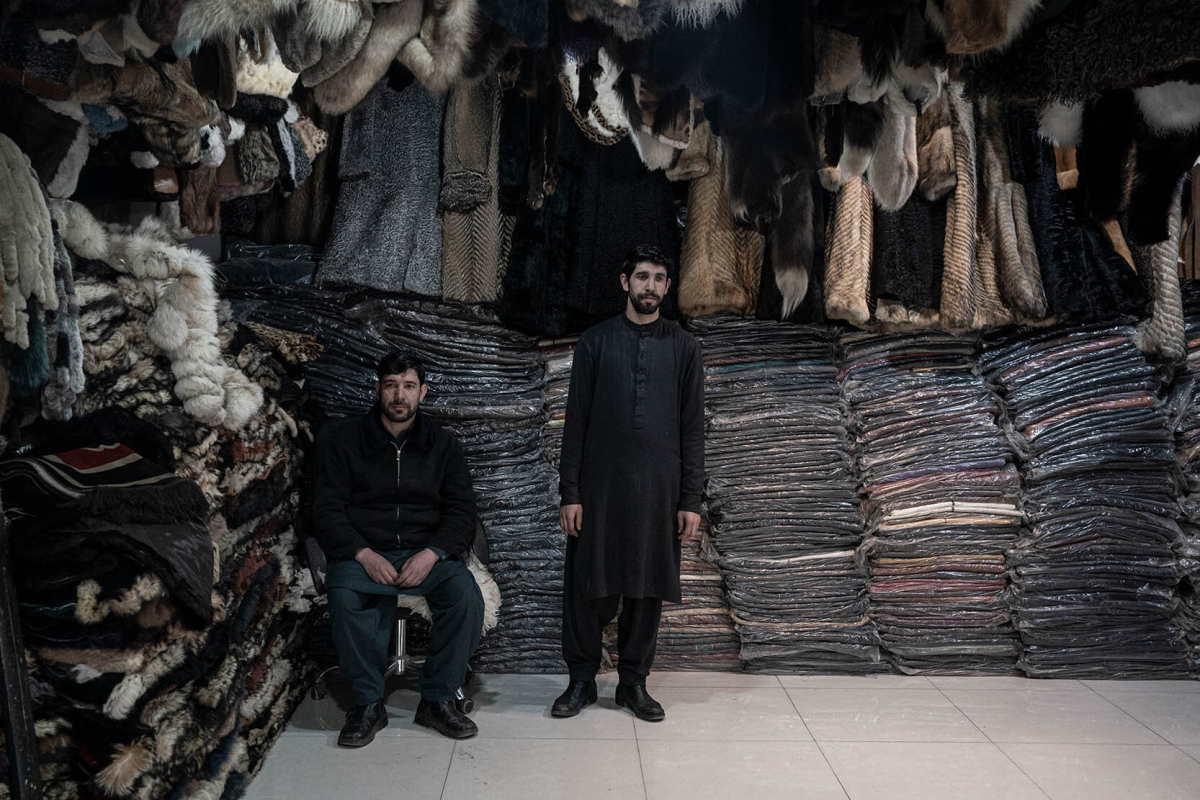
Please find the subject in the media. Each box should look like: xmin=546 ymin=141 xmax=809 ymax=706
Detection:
xmin=312 ymin=0 xmax=423 ymax=114
xmin=52 ymin=201 xmax=263 ymax=429
xmin=396 ymin=550 xmax=501 ymax=633
xmin=925 ymin=0 xmax=1045 ymax=55
xmin=1038 ymin=99 xmax=1083 ymax=147
xmin=565 ymin=0 xmax=668 ymax=41
xmin=770 ymin=176 xmax=814 ymax=317
xmin=668 ymin=0 xmax=745 ymax=28
xmin=821 ymin=99 xmax=886 ymax=192
xmin=38 ymin=99 xmax=90 ymax=199
xmin=939 ymin=84 xmax=978 ymax=331
xmin=677 ymin=128 xmax=763 ymax=317
xmin=300 ymin=11 xmax=374 ymax=85
xmin=0 ymin=135 xmax=58 ymax=350
xmin=235 ymin=37 xmax=301 ymax=98
xmin=718 ymin=103 xmax=815 ymax=226
xmin=957 ymin=0 xmax=1200 ymax=103
xmin=916 ymin=90 xmax=955 ymax=201
xmin=0 ymin=88 xmax=87 ymax=200
xmin=824 ymin=174 xmax=872 ymax=326
xmin=399 ymin=0 xmax=513 ymax=95
xmin=173 ymin=0 xmax=299 ymax=57
xmin=303 ymin=0 xmax=370 ymax=41
xmin=866 ymin=104 xmax=917 ymax=211
xmin=1132 ymin=186 xmax=1186 ymax=361
xmin=811 ymin=26 xmax=862 ymax=100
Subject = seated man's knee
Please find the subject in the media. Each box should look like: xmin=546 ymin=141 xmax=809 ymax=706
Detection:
xmin=328 ymin=585 xmax=367 ymax=613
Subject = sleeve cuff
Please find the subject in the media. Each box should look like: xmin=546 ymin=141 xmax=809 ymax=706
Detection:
xmin=427 ymin=546 xmax=449 ymax=561
xmin=678 ymin=494 xmax=702 ymax=514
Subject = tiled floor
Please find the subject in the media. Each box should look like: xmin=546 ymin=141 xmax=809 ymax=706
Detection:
xmin=246 ymin=672 xmax=1200 ymax=800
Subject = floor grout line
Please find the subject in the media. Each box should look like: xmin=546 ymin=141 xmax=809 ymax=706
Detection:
xmin=438 ymin=739 xmax=457 ymax=800
xmin=932 ymin=682 xmax=1054 ymax=800
xmin=783 ymin=681 xmax=852 ymax=799
xmin=631 ymin=708 xmax=650 ymax=800
xmin=1079 ymin=683 xmax=1175 ymax=746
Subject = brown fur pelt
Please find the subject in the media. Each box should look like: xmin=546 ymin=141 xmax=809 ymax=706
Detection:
xmin=824 ymin=174 xmax=873 ymax=327
xmin=398 ymin=0 xmax=513 ymax=95
xmin=939 ymin=84 xmax=978 ymax=331
xmin=925 ymin=0 xmax=1045 ymax=55
xmin=677 ymin=129 xmax=763 ymax=317
xmin=312 ymin=0 xmax=423 ymax=115
xmin=916 ymin=90 xmax=956 ymax=201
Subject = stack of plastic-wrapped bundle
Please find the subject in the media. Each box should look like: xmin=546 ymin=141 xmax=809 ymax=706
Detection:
xmin=691 ymin=315 xmax=881 ymax=673
xmin=226 ymin=283 xmax=566 ymax=672
xmin=1172 ymin=285 xmax=1200 ymax=674
xmin=540 ymin=340 xmax=576 ymax=468
xmin=981 ymin=323 xmax=1187 ymax=678
xmin=841 ymin=331 xmax=1021 ymax=674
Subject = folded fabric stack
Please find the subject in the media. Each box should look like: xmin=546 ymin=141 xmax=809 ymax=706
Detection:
xmin=981 ymin=324 xmax=1187 ymax=678
xmin=654 ymin=520 xmax=742 ymax=671
xmin=841 ymin=332 xmax=1021 ymax=675
xmin=541 ymin=341 xmax=576 ymax=468
xmin=1172 ymin=287 xmax=1200 ymax=673
xmin=691 ymin=315 xmax=881 ymax=673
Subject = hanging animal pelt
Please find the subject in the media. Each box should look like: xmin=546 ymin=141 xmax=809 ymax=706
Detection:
xmin=1041 ymin=81 xmax=1200 ymax=245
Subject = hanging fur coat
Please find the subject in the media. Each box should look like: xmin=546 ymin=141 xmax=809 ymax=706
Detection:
xmin=0 ymin=134 xmax=57 ymax=350
xmin=1133 ymin=187 xmax=1186 ymax=362
xmin=51 ymin=201 xmax=263 ymax=430
xmin=441 ymin=73 xmax=504 ymax=304
xmin=316 ymin=79 xmax=444 ymax=296
xmin=676 ymin=124 xmax=763 ymax=317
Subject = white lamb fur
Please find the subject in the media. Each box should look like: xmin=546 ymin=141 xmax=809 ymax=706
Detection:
xmin=1135 ymin=82 xmax=1200 ymax=135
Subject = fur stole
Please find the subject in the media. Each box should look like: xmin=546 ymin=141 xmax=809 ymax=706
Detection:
xmin=52 ymin=201 xmax=263 ymax=430
xmin=0 ymin=134 xmax=58 ymax=350
xmin=397 ymin=550 xmax=502 ymax=634
xmin=677 ymin=128 xmax=763 ymax=317
xmin=312 ymin=0 xmax=423 ymax=114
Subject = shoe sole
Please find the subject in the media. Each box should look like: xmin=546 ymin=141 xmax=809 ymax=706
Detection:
xmin=615 ymin=695 xmax=664 ymax=722
xmin=414 ymin=711 xmax=478 ymax=739
xmin=551 ymin=692 xmax=598 ymax=718
xmin=337 ymin=714 xmax=389 ymax=747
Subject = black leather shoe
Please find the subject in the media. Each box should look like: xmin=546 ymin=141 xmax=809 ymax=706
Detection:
xmin=615 ymin=683 xmax=665 ymax=722
xmin=414 ymin=699 xmax=479 ymax=739
xmin=337 ymin=700 xmax=388 ymax=747
xmin=551 ymin=680 xmax=598 ymax=718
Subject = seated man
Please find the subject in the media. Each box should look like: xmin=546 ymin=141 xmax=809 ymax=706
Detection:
xmin=313 ymin=350 xmax=484 ymax=746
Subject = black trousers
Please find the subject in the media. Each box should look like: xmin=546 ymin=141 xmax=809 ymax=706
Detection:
xmin=562 ymin=581 xmax=662 ymax=685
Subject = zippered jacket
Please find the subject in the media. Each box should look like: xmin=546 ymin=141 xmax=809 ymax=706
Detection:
xmin=313 ymin=408 xmax=477 ymax=561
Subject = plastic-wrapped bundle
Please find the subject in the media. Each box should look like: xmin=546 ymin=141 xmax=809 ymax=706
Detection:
xmin=841 ymin=331 xmax=1021 ymax=674
xmin=541 ymin=341 xmax=576 ymax=468
xmin=691 ymin=315 xmax=881 ymax=673
xmin=1171 ymin=283 xmax=1200 ymax=674
xmin=981 ymin=323 xmax=1187 ymax=678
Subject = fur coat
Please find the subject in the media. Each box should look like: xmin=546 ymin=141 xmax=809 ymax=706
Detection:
xmin=676 ymin=124 xmax=763 ymax=318
xmin=441 ymin=73 xmax=504 ymax=303
xmin=316 ymin=79 xmax=444 ymax=296
xmin=52 ymin=200 xmax=263 ymax=430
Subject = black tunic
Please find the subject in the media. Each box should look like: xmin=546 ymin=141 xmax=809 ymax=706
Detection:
xmin=558 ymin=314 xmax=706 ymax=603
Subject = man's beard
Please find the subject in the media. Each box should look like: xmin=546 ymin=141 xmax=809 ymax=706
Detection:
xmin=380 ymin=399 xmax=418 ymax=424
xmin=629 ymin=289 xmax=662 ymax=315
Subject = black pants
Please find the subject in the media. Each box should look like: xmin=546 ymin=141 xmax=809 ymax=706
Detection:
xmin=562 ymin=585 xmax=662 ymax=686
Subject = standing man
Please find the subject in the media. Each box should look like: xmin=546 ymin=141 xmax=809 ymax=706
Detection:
xmin=552 ymin=244 xmax=706 ymax=722
xmin=314 ymin=351 xmax=484 ymax=745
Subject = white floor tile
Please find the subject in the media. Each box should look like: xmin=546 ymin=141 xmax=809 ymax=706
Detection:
xmin=645 ymin=671 xmax=783 ymax=689
xmin=1082 ymin=679 xmax=1200 ymax=694
xmin=778 ymin=675 xmax=934 ymax=690
xmin=630 ymin=687 xmax=813 ymax=741
xmin=244 ymin=733 xmax=452 ymax=800
xmin=1095 ymin=691 xmax=1200 ymax=746
xmin=821 ymin=742 xmax=1047 ymax=800
xmin=942 ymin=689 xmax=1165 ymax=744
xmin=999 ymin=743 xmax=1200 ymax=800
xmin=441 ymin=738 xmax=644 ymax=800
xmin=929 ymin=676 xmax=1087 ymax=692
xmin=640 ymin=740 xmax=847 ymax=800
xmin=786 ymin=688 xmax=986 ymax=743
xmin=463 ymin=673 xmax=636 ymax=739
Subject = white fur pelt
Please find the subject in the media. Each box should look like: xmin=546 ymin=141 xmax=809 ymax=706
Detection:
xmin=1134 ymin=81 xmax=1200 ymax=135
xmin=1038 ymin=100 xmax=1083 ymax=147
xmin=666 ymin=0 xmax=744 ymax=28
xmin=304 ymin=0 xmax=370 ymax=41
xmin=313 ymin=0 xmax=423 ymax=115
xmin=867 ymin=106 xmax=918 ymax=211
xmin=0 ymin=134 xmax=58 ymax=350
xmin=397 ymin=0 xmax=481 ymax=95
xmin=396 ymin=551 xmax=501 ymax=634
xmin=235 ymin=33 xmax=301 ymax=99
xmin=174 ymin=0 xmax=299 ymax=57
xmin=51 ymin=200 xmax=263 ymax=430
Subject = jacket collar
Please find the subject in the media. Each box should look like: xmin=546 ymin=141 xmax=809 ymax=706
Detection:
xmin=359 ymin=406 xmax=434 ymax=454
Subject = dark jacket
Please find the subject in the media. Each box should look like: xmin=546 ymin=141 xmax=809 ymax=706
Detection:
xmin=313 ymin=409 xmax=477 ymax=561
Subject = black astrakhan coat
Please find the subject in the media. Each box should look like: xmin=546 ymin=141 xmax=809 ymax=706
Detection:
xmin=558 ymin=314 xmax=706 ymax=603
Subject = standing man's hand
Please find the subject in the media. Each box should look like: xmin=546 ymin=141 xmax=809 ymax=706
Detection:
xmin=560 ymin=504 xmax=583 ymax=537
xmin=356 ymin=548 xmax=400 ymax=586
xmin=396 ymin=548 xmax=440 ymax=588
xmin=677 ymin=510 xmax=701 ymax=542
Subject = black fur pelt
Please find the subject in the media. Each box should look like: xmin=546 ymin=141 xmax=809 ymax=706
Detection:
xmin=1078 ymin=90 xmax=1136 ymax=223
xmin=1128 ymin=128 xmax=1200 ymax=245
xmin=13 ymin=406 xmax=178 ymax=470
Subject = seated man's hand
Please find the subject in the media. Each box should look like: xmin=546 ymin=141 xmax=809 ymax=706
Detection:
xmin=356 ymin=548 xmax=400 ymax=586
xmin=396 ymin=548 xmax=440 ymax=588
xmin=677 ymin=510 xmax=701 ymax=542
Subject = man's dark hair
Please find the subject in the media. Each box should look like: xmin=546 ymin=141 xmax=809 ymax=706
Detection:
xmin=621 ymin=243 xmax=676 ymax=280
xmin=376 ymin=350 xmax=426 ymax=385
